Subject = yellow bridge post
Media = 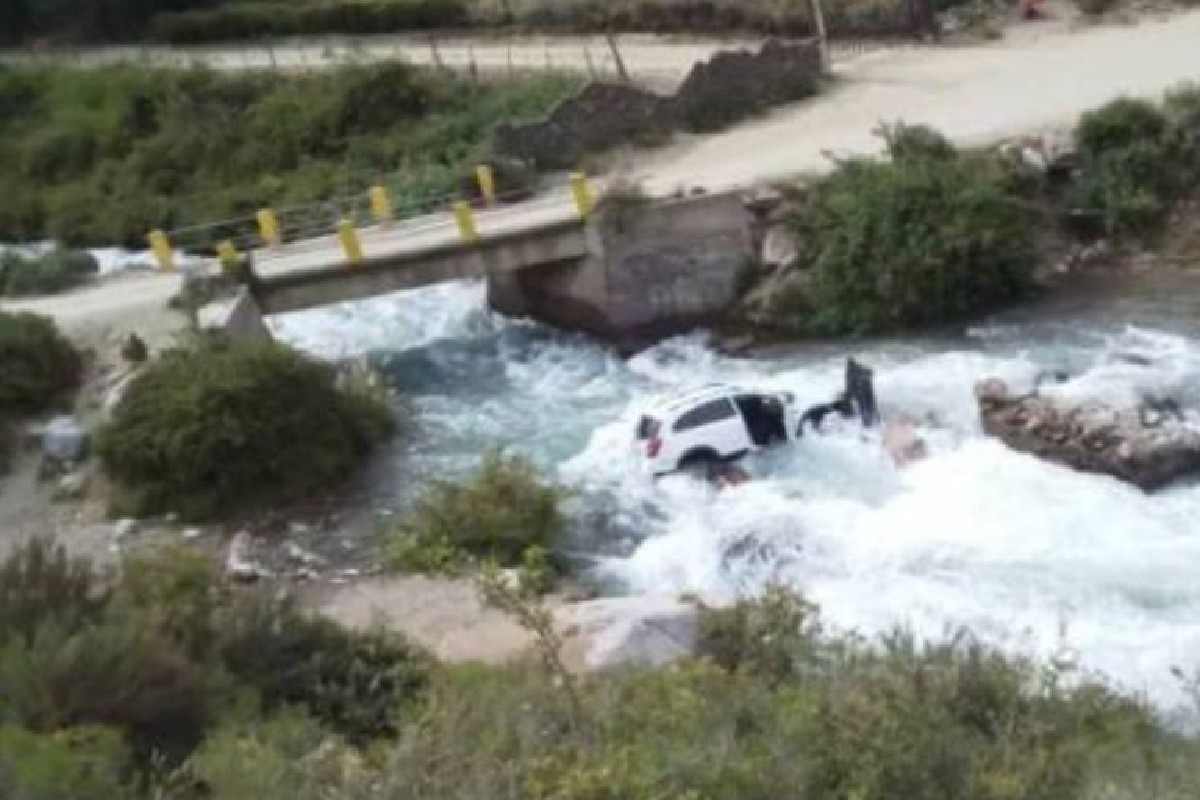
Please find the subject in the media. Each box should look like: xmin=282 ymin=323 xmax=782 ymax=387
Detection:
xmin=369 ymin=185 xmax=393 ymax=224
xmin=338 ymin=219 xmax=364 ymax=265
xmin=217 ymin=240 xmax=240 ymax=274
xmin=476 ymin=164 xmax=498 ymax=206
xmin=570 ymin=172 xmax=595 ymax=217
xmin=454 ymin=201 xmax=479 ymax=243
xmin=257 ymin=208 xmax=281 ymax=247
xmin=147 ymin=229 xmax=174 ymax=271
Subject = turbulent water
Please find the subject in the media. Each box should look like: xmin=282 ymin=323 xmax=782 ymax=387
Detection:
xmin=271 ymin=280 xmax=1200 ymax=713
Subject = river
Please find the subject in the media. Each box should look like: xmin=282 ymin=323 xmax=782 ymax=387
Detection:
xmin=267 ymin=270 xmax=1200 ymax=717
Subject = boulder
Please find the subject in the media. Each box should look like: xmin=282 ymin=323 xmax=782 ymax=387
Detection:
xmin=53 ymin=470 xmax=90 ymax=501
xmin=225 ymin=531 xmax=270 ymax=582
xmin=975 ymin=379 xmax=1200 ymax=491
xmin=555 ymin=596 xmax=701 ymax=671
xmin=737 ymin=265 xmax=813 ymax=327
xmin=760 ymin=223 xmax=800 ymax=270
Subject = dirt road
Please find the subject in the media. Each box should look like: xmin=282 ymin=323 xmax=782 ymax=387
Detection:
xmin=0 ymin=34 xmax=782 ymax=90
xmin=637 ymin=10 xmax=1200 ymax=192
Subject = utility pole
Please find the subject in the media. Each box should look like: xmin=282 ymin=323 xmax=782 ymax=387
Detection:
xmin=808 ymin=0 xmax=829 ymax=74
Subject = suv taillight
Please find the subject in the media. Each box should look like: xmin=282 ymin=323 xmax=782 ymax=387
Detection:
xmin=646 ymin=437 xmax=662 ymax=458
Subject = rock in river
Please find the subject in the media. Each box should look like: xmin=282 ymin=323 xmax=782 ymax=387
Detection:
xmin=975 ymin=379 xmax=1200 ymax=491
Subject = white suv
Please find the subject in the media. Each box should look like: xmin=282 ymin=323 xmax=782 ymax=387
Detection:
xmin=636 ymin=384 xmax=800 ymax=476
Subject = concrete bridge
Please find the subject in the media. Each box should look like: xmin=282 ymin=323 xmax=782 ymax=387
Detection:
xmin=238 ymin=187 xmax=591 ymax=314
xmin=207 ymin=184 xmax=755 ymax=350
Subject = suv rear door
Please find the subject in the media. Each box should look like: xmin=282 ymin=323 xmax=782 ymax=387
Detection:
xmin=672 ymin=396 xmax=750 ymax=460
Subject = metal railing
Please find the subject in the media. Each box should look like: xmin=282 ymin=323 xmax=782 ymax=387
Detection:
xmin=147 ymin=168 xmax=598 ymax=272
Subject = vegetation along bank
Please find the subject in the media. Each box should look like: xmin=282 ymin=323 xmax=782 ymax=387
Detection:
xmin=0 ymin=62 xmax=579 ymax=247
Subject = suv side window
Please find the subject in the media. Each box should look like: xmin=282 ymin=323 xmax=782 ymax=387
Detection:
xmin=674 ymin=398 xmax=737 ymax=432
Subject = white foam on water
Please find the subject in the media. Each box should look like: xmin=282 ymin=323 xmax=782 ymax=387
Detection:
xmin=268 ymin=282 xmax=499 ymax=359
xmin=271 ymin=280 xmax=1200 ymax=713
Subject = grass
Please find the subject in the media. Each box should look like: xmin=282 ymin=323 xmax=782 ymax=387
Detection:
xmin=0 ymin=62 xmax=580 ymax=248
xmin=1 ymin=537 xmax=1198 ymax=800
xmin=385 ymin=451 xmax=564 ymax=591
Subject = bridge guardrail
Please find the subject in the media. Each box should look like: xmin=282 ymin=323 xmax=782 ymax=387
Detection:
xmin=148 ymin=168 xmax=598 ymax=273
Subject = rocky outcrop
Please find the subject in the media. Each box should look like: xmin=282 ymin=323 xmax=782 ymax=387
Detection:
xmin=975 ymin=379 xmax=1200 ymax=491
xmin=494 ymin=82 xmax=670 ymax=171
xmin=493 ymin=40 xmax=821 ymax=170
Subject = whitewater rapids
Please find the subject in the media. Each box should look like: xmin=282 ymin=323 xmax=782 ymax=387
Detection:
xmin=270 ymin=280 xmax=1200 ymax=715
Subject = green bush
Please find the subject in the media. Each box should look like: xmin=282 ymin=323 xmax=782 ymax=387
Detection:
xmin=1077 ymin=98 xmax=1168 ymax=158
xmin=694 ymin=586 xmax=823 ymax=680
xmin=1 ymin=250 xmax=98 ymax=297
xmin=1164 ymin=81 xmax=1200 ymax=183
xmin=0 ymin=312 xmax=80 ymax=417
xmin=0 ymin=538 xmax=107 ymax=647
xmin=0 ymin=65 xmax=578 ymax=246
xmin=96 ymin=338 xmax=393 ymax=520
xmin=1072 ymin=97 xmax=1179 ymax=237
xmin=183 ymin=713 xmax=362 ymax=800
xmin=355 ymin=591 xmax=1181 ymax=800
xmin=151 ymin=0 xmax=469 ymax=43
xmin=0 ymin=613 xmax=222 ymax=760
xmin=793 ymin=147 xmax=1036 ymax=334
xmin=216 ymin=593 xmax=429 ymax=743
xmin=386 ymin=451 xmax=565 ymax=574
xmin=880 ymin=121 xmax=958 ymax=163
xmin=0 ymin=540 xmax=430 ymax=772
xmin=0 ymin=725 xmax=131 ymax=800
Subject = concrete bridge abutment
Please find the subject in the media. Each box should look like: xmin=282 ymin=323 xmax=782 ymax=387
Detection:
xmin=487 ymin=192 xmax=755 ymax=351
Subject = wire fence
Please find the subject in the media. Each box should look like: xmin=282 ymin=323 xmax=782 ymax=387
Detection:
xmin=0 ymin=33 xmax=901 ymax=87
xmin=0 ymin=36 xmax=650 ymax=84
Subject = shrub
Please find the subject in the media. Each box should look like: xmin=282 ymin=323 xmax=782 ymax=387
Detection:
xmin=0 ymin=65 xmax=577 ymax=246
xmin=150 ymin=0 xmax=469 ymax=44
xmin=0 ymin=249 xmax=98 ymax=297
xmin=0 ymin=312 xmax=80 ymax=417
xmin=1076 ymin=98 xmax=1168 ymax=158
xmin=0 ymin=538 xmax=108 ymax=647
xmin=1072 ymin=140 xmax=1177 ymax=237
xmin=0 ymin=725 xmax=131 ymax=800
xmin=183 ymin=713 xmax=363 ymax=800
xmin=363 ymin=592 xmax=1178 ymax=800
xmin=694 ymin=586 xmax=823 ymax=680
xmin=0 ymin=613 xmax=222 ymax=760
xmin=1072 ymin=97 xmax=1178 ymax=237
xmin=96 ymin=338 xmax=394 ymax=520
xmin=386 ymin=451 xmax=565 ymax=574
xmin=1164 ymin=81 xmax=1200 ymax=183
xmin=118 ymin=546 xmax=230 ymax=657
xmin=880 ymin=121 xmax=958 ymax=163
xmin=215 ymin=592 xmax=429 ymax=743
xmin=794 ymin=148 xmax=1036 ymax=334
